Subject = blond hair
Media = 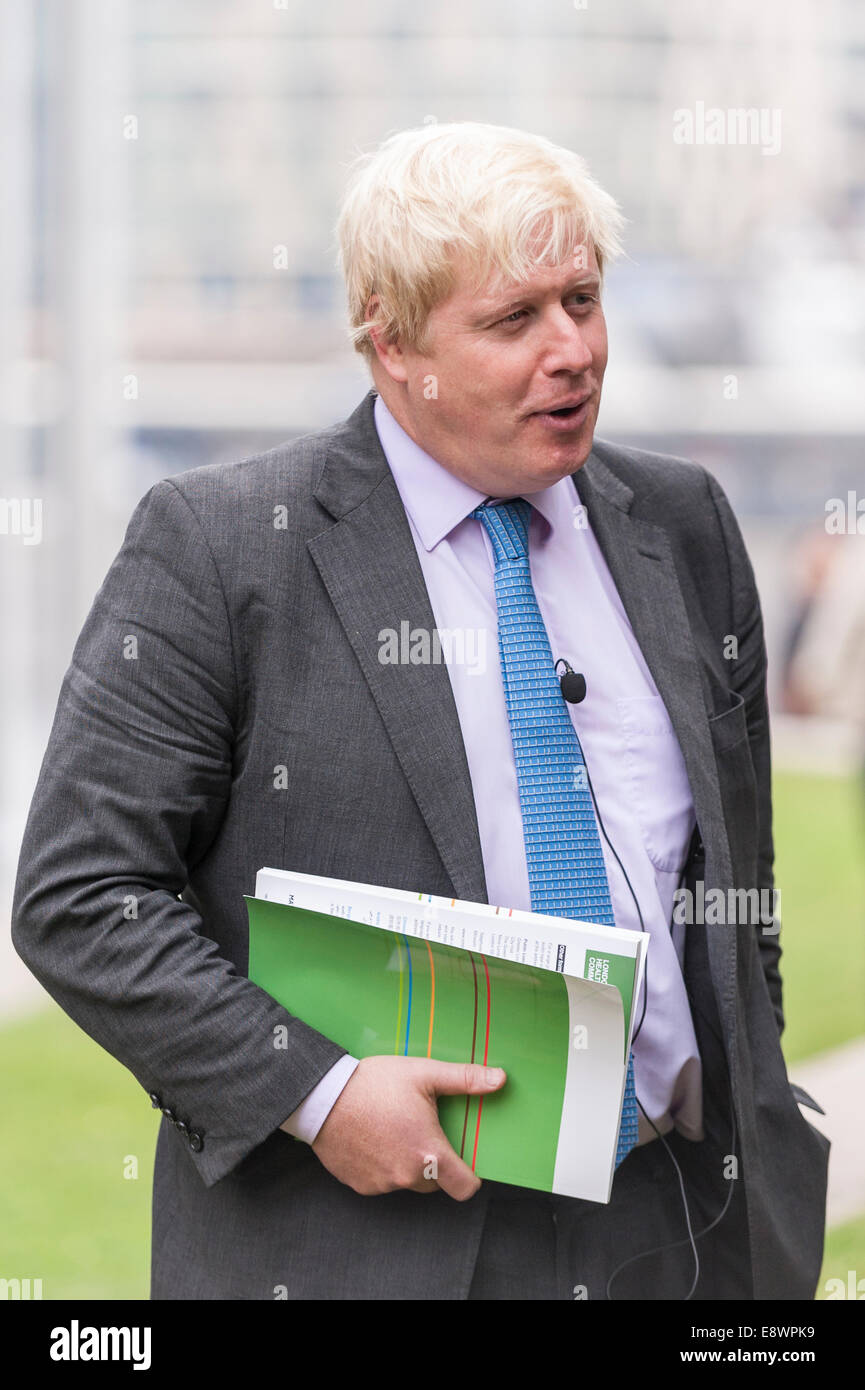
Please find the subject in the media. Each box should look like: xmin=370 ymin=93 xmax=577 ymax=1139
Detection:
xmin=335 ymin=121 xmax=625 ymax=362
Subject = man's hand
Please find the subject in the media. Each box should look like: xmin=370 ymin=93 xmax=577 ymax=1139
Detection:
xmin=297 ymin=1055 xmax=506 ymax=1201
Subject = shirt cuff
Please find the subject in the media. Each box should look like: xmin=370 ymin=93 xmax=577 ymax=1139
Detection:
xmin=279 ymin=1054 xmax=361 ymax=1144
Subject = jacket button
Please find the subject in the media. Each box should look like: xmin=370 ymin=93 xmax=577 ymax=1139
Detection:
xmin=162 ymin=1108 xmax=176 ymax=1124
xmin=149 ymin=1092 xmax=161 ymax=1109
xmin=188 ymin=1131 xmax=203 ymax=1153
xmin=175 ymin=1120 xmax=189 ymax=1138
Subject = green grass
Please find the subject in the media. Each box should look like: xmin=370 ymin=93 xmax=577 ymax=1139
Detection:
xmin=773 ymin=770 xmax=865 ymax=1064
xmin=1 ymin=769 xmax=862 ymax=1298
xmin=0 ymin=1005 xmax=156 ymax=1300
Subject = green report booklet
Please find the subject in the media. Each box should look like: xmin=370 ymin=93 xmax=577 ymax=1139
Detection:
xmin=246 ymin=868 xmax=648 ymax=1203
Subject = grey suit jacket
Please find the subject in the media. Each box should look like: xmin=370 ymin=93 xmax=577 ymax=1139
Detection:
xmin=11 ymin=387 xmax=829 ymax=1299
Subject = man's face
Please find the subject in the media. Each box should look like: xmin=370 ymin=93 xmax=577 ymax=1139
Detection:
xmin=371 ymin=240 xmax=608 ymax=497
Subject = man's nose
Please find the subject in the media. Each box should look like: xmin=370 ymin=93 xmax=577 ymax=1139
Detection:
xmin=539 ymin=306 xmax=595 ymax=374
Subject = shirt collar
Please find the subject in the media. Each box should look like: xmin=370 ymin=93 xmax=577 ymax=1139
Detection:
xmin=373 ymin=391 xmax=570 ymax=552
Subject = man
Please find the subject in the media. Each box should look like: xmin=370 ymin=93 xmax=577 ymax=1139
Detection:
xmin=12 ymin=122 xmax=829 ymax=1300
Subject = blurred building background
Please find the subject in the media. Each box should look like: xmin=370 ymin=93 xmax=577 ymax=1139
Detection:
xmin=1 ymin=0 xmax=864 ymax=1298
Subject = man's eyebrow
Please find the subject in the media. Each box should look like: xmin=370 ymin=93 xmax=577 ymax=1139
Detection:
xmin=474 ymin=275 xmax=601 ymax=319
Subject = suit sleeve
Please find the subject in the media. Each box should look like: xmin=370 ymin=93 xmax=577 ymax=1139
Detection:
xmin=11 ymin=478 xmax=348 ymax=1187
xmin=704 ymin=470 xmax=784 ymax=1037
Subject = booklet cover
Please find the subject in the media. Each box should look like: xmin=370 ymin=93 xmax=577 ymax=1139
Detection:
xmin=245 ymin=868 xmax=648 ymax=1202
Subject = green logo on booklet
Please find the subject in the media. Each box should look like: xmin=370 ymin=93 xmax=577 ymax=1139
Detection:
xmin=586 ymin=954 xmax=611 ymax=984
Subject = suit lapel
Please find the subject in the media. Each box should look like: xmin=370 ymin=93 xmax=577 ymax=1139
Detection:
xmin=573 ymin=453 xmax=738 ymax=1040
xmin=307 ymin=392 xmax=488 ymax=905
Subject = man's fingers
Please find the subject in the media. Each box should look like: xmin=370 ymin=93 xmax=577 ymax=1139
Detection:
xmin=405 ymin=1170 xmax=441 ymax=1195
xmin=419 ymin=1060 xmax=503 ymax=1197
xmin=432 ymin=1139 xmax=483 ymax=1201
xmin=426 ymin=1060 xmax=507 ymax=1097
xmin=404 ymin=1150 xmax=443 ymax=1195
xmin=309 ymin=1055 xmax=503 ymax=1200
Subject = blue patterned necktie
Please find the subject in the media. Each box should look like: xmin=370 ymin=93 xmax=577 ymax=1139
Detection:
xmin=472 ymin=497 xmax=639 ymax=1167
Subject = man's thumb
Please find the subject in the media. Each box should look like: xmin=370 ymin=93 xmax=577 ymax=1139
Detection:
xmin=428 ymin=1061 xmax=507 ymax=1096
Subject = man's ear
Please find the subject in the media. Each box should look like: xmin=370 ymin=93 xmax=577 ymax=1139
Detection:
xmin=365 ymin=295 xmax=409 ymax=384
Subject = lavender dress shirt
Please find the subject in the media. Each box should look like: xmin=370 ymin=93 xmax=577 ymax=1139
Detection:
xmin=281 ymin=392 xmax=704 ymax=1151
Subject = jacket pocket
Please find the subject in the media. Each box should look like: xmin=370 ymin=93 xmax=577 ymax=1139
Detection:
xmin=789 ymin=1080 xmax=827 ymax=1116
xmin=707 ymin=689 xmax=749 ymax=751
xmin=791 ymin=1084 xmax=831 ymax=1158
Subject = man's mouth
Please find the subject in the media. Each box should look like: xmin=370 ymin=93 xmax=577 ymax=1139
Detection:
xmin=531 ymin=397 xmax=591 ymax=428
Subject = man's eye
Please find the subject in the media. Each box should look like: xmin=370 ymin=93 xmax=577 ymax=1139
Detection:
xmin=495 ymin=294 xmax=597 ymax=328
